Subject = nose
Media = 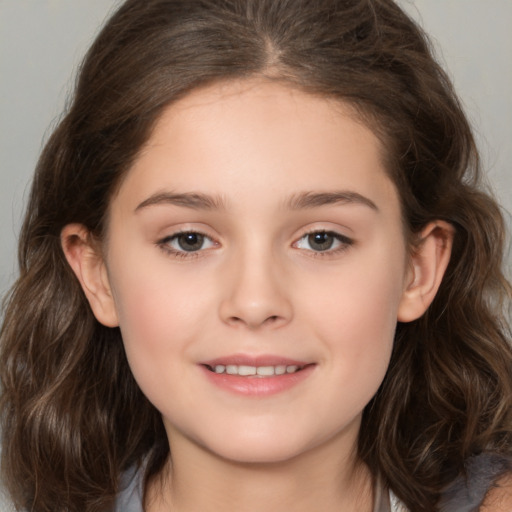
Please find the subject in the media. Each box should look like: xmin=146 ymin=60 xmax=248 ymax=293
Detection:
xmin=218 ymin=249 xmax=293 ymax=330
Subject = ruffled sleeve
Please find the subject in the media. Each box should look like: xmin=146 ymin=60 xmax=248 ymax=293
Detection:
xmin=438 ymin=453 xmax=512 ymax=512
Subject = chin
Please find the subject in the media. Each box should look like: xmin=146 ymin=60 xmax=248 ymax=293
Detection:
xmin=215 ymin=443 xmax=308 ymax=465
xmin=199 ymin=428 xmax=323 ymax=466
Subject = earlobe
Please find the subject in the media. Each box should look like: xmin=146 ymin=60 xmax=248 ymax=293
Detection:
xmin=397 ymin=221 xmax=454 ymax=323
xmin=61 ymin=224 xmax=119 ymax=327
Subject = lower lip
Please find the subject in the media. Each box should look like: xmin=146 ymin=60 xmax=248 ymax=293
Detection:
xmin=200 ymin=364 xmax=316 ymax=397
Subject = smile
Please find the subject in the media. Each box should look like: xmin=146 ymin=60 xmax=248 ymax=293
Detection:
xmin=205 ymin=364 xmax=304 ymax=376
xmin=200 ymin=357 xmax=315 ymax=396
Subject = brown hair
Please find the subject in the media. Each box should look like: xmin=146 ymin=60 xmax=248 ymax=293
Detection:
xmin=1 ymin=1 xmax=511 ymax=511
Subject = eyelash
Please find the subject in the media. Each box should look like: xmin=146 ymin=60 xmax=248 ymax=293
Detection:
xmin=156 ymin=229 xmax=354 ymax=260
xmin=157 ymin=230 xmax=216 ymax=259
xmin=293 ymin=230 xmax=354 ymax=258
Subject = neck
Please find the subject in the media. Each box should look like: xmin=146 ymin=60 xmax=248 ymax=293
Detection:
xmin=146 ymin=430 xmax=374 ymax=512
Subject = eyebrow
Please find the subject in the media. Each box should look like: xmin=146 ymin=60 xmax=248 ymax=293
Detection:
xmin=286 ymin=191 xmax=379 ymax=212
xmin=135 ymin=192 xmax=226 ymax=212
xmin=134 ymin=189 xmax=378 ymax=213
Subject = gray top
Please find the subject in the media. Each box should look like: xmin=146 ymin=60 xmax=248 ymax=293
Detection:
xmin=438 ymin=453 xmax=512 ymax=512
xmin=114 ymin=453 xmax=512 ymax=512
xmin=114 ymin=464 xmax=144 ymax=512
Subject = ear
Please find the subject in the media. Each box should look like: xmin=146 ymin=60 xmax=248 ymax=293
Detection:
xmin=61 ymin=224 xmax=119 ymax=327
xmin=397 ymin=221 xmax=454 ymax=323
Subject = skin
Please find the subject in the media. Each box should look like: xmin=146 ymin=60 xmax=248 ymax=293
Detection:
xmin=62 ymin=79 xmax=453 ymax=512
xmin=481 ymin=474 xmax=512 ymax=511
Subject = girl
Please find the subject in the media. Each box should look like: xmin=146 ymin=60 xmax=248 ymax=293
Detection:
xmin=1 ymin=1 xmax=511 ymax=511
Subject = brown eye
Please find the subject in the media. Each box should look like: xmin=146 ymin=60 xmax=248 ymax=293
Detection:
xmin=159 ymin=231 xmax=216 ymax=255
xmin=307 ymin=232 xmax=335 ymax=251
xmin=176 ymin=233 xmax=205 ymax=252
xmin=294 ymin=230 xmax=353 ymax=253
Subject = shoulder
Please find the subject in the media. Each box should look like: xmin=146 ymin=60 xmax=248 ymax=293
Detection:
xmin=480 ymin=472 xmax=512 ymax=512
xmin=438 ymin=453 xmax=512 ymax=512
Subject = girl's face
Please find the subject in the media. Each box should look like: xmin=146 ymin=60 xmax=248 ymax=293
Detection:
xmin=94 ymin=80 xmax=419 ymax=464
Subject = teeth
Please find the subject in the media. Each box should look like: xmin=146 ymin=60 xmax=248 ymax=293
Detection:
xmin=256 ymin=366 xmax=274 ymax=376
xmin=238 ymin=365 xmax=256 ymax=376
xmin=211 ymin=364 xmax=302 ymax=376
xmin=275 ymin=365 xmax=286 ymax=375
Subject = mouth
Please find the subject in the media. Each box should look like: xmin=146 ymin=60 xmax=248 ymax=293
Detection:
xmin=203 ymin=363 xmax=310 ymax=377
xmin=199 ymin=357 xmax=315 ymax=396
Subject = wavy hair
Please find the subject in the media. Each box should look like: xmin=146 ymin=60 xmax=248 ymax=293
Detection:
xmin=1 ymin=1 xmax=511 ymax=511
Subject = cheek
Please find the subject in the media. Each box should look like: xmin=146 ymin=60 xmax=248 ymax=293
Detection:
xmin=111 ymin=252 xmax=209 ymax=330
xmin=107 ymin=257 xmax=213 ymax=389
xmin=302 ymin=246 xmax=406 ymax=381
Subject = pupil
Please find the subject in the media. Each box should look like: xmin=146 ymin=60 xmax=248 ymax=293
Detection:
xmin=308 ymin=232 xmax=334 ymax=251
xmin=178 ymin=233 xmax=204 ymax=251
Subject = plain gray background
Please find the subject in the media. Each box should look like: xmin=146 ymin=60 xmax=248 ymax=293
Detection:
xmin=1 ymin=0 xmax=511 ymax=297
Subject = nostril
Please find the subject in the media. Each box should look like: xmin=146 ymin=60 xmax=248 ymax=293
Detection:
xmin=228 ymin=314 xmax=281 ymax=328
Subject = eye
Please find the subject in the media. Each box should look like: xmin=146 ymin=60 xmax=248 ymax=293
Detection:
xmin=294 ymin=230 xmax=353 ymax=253
xmin=159 ymin=231 xmax=216 ymax=255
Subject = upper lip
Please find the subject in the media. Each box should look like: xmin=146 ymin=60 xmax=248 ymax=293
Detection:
xmin=201 ymin=354 xmax=311 ymax=367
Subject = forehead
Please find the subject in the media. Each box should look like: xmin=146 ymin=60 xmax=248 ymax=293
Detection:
xmin=112 ymin=79 xmax=399 ymax=218
xmin=144 ymin=80 xmax=383 ymax=161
